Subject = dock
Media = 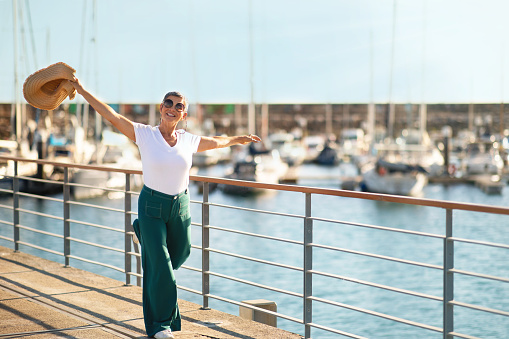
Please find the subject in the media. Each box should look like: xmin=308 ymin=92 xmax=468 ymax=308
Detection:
xmin=429 ymin=174 xmax=504 ymax=194
xmin=0 ymin=246 xmax=302 ymax=339
xmin=472 ymin=175 xmax=505 ymax=194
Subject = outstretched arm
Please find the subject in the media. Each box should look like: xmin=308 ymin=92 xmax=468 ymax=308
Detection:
xmin=68 ymin=78 xmax=136 ymax=142
xmin=197 ymin=134 xmax=261 ymax=152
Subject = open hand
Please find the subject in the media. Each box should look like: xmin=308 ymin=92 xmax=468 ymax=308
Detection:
xmin=244 ymin=134 xmax=261 ymax=144
xmin=67 ymin=77 xmax=85 ymax=94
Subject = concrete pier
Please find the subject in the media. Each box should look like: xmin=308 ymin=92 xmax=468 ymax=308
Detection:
xmin=0 ymin=246 xmax=302 ymax=338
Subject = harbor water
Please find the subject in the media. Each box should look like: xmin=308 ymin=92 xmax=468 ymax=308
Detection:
xmin=0 ymin=163 xmax=508 ymax=338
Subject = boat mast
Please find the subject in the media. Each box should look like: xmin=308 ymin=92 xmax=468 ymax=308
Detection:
xmin=366 ymin=22 xmax=375 ymax=147
xmin=387 ymin=0 xmax=397 ymax=140
xmin=419 ymin=0 xmax=428 ymax=144
xmin=248 ymin=0 xmax=255 ymax=135
xmin=12 ymin=0 xmax=22 ymax=145
xmin=500 ymin=38 xmax=505 ymax=137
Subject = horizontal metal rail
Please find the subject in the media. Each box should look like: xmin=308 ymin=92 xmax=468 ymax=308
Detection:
xmin=190 ymin=245 xmax=202 ymax=252
xmin=311 ymin=215 xmax=445 ymax=239
xmin=0 ymin=188 xmax=14 ymax=194
xmin=67 ymin=237 xmax=124 ymax=254
xmin=310 ymin=242 xmax=443 ymax=270
xmin=67 ymin=218 xmax=124 ymax=233
xmin=0 ymin=235 xmax=13 ymax=242
xmin=207 ymin=247 xmax=303 ymax=272
xmin=180 ymin=265 xmax=202 ymax=273
xmin=66 ymin=181 xmax=125 ymax=193
xmin=207 ymin=224 xmax=303 ymax=245
xmin=449 ymin=236 xmax=509 ymax=250
xmin=177 ymin=285 xmax=202 ymax=296
xmin=127 ymin=271 xmax=143 ymax=278
xmin=67 ymin=254 xmax=124 ymax=272
xmin=17 ymin=241 xmax=64 ymax=257
xmin=17 ymin=225 xmax=63 ymax=239
xmin=307 ymin=322 xmax=369 ymax=339
xmin=207 ymin=201 xmax=305 ymax=219
xmin=16 ymin=191 xmax=63 ymax=203
xmin=309 ymin=295 xmax=443 ymax=333
xmin=17 ymin=208 xmax=63 ymax=221
xmin=16 ymin=175 xmax=63 ymax=186
xmin=450 ymin=300 xmax=509 ymax=317
xmin=207 ymin=270 xmax=303 ymax=298
xmin=68 ymin=200 xmax=124 ymax=213
xmin=447 ymin=332 xmax=482 ymax=339
xmin=0 ymin=204 xmax=13 ymax=210
xmin=309 ymin=269 xmax=442 ymax=301
xmin=126 ymin=250 xmax=141 ymax=258
xmin=449 ymin=268 xmax=509 ymax=283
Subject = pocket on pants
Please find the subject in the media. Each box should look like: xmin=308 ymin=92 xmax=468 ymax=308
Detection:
xmin=179 ymin=197 xmax=191 ymax=221
xmin=145 ymin=200 xmax=162 ymax=218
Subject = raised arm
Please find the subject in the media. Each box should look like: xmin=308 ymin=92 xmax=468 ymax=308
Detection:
xmin=197 ymin=134 xmax=261 ymax=152
xmin=68 ymin=78 xmax=136 ymax=142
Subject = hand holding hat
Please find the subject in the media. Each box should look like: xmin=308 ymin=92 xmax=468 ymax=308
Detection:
xmin=23 ymin=62 xmax=77 ymax=110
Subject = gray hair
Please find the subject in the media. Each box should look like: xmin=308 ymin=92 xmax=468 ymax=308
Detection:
xmin=163 ymin=91 xmax=188 ymax=112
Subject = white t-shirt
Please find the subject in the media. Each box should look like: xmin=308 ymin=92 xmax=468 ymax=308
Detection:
xmin=133 ymin=123 xmax=201 ymax=195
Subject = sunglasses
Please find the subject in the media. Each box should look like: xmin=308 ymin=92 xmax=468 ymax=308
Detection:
xmin=162 ymin=99 xmax=185 ymax=112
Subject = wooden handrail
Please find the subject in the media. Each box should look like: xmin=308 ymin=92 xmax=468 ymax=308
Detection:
xmin=2 ymin=155 xmax=509 ymax=215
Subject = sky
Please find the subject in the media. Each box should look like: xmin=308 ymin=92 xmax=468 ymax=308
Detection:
xmin=1 ymin=0 xmax=509 ymax=105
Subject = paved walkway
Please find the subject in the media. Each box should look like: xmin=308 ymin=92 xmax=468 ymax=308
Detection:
xmin=0 ymin=246 xmax=302 ymax=338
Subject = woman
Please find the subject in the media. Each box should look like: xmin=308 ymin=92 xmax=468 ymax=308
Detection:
xmin=68 ymin=78 xmax=260 ymax=339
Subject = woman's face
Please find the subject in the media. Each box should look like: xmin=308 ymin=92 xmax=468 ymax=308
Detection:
xmin=160 ymin=95 xmax=187 ymax=124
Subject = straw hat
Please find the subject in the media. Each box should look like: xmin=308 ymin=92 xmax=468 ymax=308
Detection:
xmin=23 ymin=62 xmax=77 ymax=110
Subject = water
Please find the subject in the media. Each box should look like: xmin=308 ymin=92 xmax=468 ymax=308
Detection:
xmin=0 ymin=163 xmax=508 ymax=338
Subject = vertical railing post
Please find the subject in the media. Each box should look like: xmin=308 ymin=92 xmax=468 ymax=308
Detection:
xmin=13 ymin=160 xmax=19 ymax=252
xmin=201 ymin=182 xmax=210 ymax=310
xmin=63 ymin=167 xmax=71 ymax=267
xmin=304 ymin=192 xmax=313 ymax=339
xmin=124 ymin=173 xmax=132 ymax=285
xmin=443 ymin=208 xmax=454 ymax=338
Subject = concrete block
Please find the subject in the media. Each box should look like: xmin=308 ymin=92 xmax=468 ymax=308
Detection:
xmin=239 ymin=299 xmax=277 ymax=327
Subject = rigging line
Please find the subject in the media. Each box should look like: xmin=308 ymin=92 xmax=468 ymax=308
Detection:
xmin=188 ymin=0 xmax=200 ymax=103
xmin=501 ymin=36 xmax=505 ymax=103
xmin=12 ymin=0 xmax=20 ymax=99
xmin=92 ymin=0 xmax=99 ymax=94
xmin=12 ymin=0 xmax=22 ymax=144
xmin=369 ymin=24 xmax=374 ymax=103
xmin=388 ymin=0 xmax=397 ymax=103
xmin=24 ymin=0 xmax=38 ymax=70
xmin=17 ymin=0 xmax=30 ymax=77
xmin=79 ymin=0 xmax=88 ymax=74
xmin=387 ymin=0 xmax=397 ymax=139
xmin=420 ymin=2 xmax=427 ymax=102
xmin=248 ymin=0 xmax=255 ymax=104
xmin=248 ymin=0 xmax=255 ymax=134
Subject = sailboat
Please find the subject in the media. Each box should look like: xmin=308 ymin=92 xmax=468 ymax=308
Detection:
xmin=360 ymin=158 xmax=428 ymax=196
xmin=360 ymin=4 xmax=433 ymax=196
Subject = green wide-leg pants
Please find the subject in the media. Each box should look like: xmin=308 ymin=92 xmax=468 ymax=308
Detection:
xmin=132 ymin=185 xmax=192 ymax=337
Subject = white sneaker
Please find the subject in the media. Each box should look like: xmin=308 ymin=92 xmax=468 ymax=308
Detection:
xmin=154 ymin=329 xmax=174 ymax=338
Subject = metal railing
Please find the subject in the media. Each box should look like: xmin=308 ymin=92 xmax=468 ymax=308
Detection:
xmin=0 ymin=155 xmax=508 ymax=339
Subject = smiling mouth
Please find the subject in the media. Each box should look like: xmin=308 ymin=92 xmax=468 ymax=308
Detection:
xmin=166 ymin=113 xmax=176 ymax=117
